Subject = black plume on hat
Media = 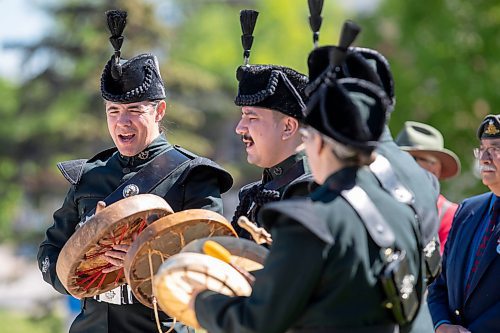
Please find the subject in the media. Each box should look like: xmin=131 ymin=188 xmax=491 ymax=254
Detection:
xmin=304 ymin=78 xmax=389 ymax=152
xmin=477 ymin=114 xmax=500 ymax=139
xmin=305 ymin=20 xmax=361 ymax=98
xmin=240 ymin=9 xmax=259 ymax=65
xmin=106 ymin=9 xmax=127 ymax=79
xmin=100 ymin=9 xmax=166 ymax=103
xmin=307 ymin=0 xmax=324 ymax=48
xmin=234 ymin=10 xmax=307 ymax=119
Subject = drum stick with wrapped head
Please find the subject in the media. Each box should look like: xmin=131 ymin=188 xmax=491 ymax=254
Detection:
xmin=202 ymin=240 xmax=255 ymax=285
xmin=237 ymin=216 xmax=273 ymax=245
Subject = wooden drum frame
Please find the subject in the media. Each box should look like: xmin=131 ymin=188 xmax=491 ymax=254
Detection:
xmin=56 ymin=194 xmax=174 ymax=298
xmin=124 ymin=209 xmax=237 ymax=308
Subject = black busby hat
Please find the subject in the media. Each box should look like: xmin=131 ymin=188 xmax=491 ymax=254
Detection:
xmin=477 ymin=114 xmax=500 ymax=139
xmin=306 ymin=47 xmax=395 ymax=113
xmin=100 ymin=10 xmax=166 ymax=103
xmin=305 ymin=20 xmax=361 ymax=98
xmin=235 ymin=65 xmax=308 ymax=119
xmin=235 ymin=10 xmax=307 ymax=119
xmin=304 ymin=78 xmax=389 ymax=152
xmin=343 ymin=47 xmax=394 ymax=103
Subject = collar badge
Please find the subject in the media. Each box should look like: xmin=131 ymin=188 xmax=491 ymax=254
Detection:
xmin=137 ymin=151 xmax=149 ymax=160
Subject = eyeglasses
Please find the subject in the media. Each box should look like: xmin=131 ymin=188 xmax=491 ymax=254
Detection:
xmin=473 ymin=146 xmax=500 ymax=159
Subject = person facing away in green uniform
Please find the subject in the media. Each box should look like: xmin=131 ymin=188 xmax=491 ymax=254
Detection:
xmin=37 ymin=10 xmax=232 ymax=333
xmin=231 ymin=10 xmax=312 ymax=239
xmin=191 ymin=67 xmax=425 ymax=332
xmin=306 ymin=45 xmax=437 ymax=333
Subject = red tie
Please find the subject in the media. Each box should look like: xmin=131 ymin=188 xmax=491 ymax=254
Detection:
xmin=465 ymin=198 xmax=499 ymax=293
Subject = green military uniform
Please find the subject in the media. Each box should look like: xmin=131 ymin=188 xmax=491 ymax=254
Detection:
xmin=232 ymin=151 xmax=311 ymax=238
xmin=196 ymin=167 xmax=420 ymax=333
xmin=194 ymin=65 xmax=425 ymax=332
xmin=37 ymin=133 xmax=232 ymax=333
xmin=346 ymin=49 xmax=439 ymax=333
xmin=307 ymin=43 xmax=438 ymax=333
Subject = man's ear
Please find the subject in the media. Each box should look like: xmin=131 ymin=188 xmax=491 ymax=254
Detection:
xmin=155 ymin=100 xmax=167 ymax=122
xmin=282 ymin=117 xmax=300 ymax=140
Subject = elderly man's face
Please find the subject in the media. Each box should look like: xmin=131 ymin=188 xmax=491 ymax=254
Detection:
xmin=476 ymin=138 xmax=500 ymax=194
xmin=105 ymin=100 xmax=165 ymax=156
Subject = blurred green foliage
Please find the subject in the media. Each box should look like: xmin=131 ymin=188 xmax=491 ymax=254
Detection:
xmin=358 ymin=0 xmax=500 ymax=200
xmin=0 ymin=0 xmax=496 ymax=241
xmin=0 ymin=309 xmax=62 ymax=333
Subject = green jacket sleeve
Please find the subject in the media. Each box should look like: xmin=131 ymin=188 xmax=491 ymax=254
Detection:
xmin=195 ymin=218 xmax=325 ymax=333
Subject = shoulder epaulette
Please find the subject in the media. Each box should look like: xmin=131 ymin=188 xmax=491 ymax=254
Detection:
xmin=57 ymin=147 xmax=117 ymax=185
xmin=261 ymin=199 xmax=334 ymax=246
xmin=172 ymin=145 xmax=197 ymax=160
xmin=177 ymin=154 xmax=234 ymax=194
xmin=56 ymin=159 xmax=87 ymax=185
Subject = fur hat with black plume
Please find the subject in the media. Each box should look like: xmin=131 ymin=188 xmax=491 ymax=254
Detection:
xmin=100 ymin=9 xmax=166 ymax=103
xmin=234 ymin=9 xmax=308 ymax=119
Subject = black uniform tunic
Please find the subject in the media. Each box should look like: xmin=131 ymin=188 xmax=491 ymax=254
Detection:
xmin=195 ymin=167 xmax=423 ymax=333
xmin=231 ymin=151 xmax=312 ymax=239
xmin=37 ymin=133 xmax=232 ymax=333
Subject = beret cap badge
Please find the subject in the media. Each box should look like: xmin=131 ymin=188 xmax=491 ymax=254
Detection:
xmin=485 ymin=121 xmax=500 ymax=136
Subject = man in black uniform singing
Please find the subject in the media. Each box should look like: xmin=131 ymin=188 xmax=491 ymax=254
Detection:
xmin=37 ymin=10 xmax=232 ymax=333
xmin=231 ymin=10 xmax=311 ymax=238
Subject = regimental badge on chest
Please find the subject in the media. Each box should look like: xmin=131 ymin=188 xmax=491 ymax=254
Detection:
xmin=123 ymin=184 xmax=140 ymax=198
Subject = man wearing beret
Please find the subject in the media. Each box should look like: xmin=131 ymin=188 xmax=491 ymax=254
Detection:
xmin=231 ymin=10 xmax=311 ymax=239
xmin=37 ymin=10 xmax=232 ymax=333
xmin=428 ymin=114 xmax=500 ymax=333
xmin=396 ymin=121 xmax=462 ymax=253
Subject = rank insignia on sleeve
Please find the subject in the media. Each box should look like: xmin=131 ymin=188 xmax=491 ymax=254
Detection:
xmin=42 ymin=256 xmax=50 ymax=273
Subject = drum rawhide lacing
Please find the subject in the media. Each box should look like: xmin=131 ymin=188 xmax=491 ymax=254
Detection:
xmin=56 ymin=194 xmax=174 ymax=298
xmin=124 ymin=209 xmax=237 ymax=309
xmin=148 ymin=248 xmax=176 ymax=333
xmin=153 ymin=252 xmax=253 ymax=329
xmin=75 ymin=218 xmax=148 ymax=291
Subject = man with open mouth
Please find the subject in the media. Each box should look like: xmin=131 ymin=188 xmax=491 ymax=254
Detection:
xmin=37 ymin=9 xmax=232 ymax=333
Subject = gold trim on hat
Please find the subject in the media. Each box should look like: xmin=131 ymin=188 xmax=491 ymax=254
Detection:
xmin=484 ymin=120 xmax=500 ymax=135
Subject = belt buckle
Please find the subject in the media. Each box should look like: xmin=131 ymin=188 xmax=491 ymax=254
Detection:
xmin=95 ymin=286 xmax=124 ymax=305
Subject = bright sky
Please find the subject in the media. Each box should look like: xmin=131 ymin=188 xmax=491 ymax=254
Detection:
xmin=0 ymin=0 xmax=50 ymax=81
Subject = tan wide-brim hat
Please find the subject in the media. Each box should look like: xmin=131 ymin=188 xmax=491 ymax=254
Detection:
xmin=395 ymin=121 xmax=461 ymax=180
